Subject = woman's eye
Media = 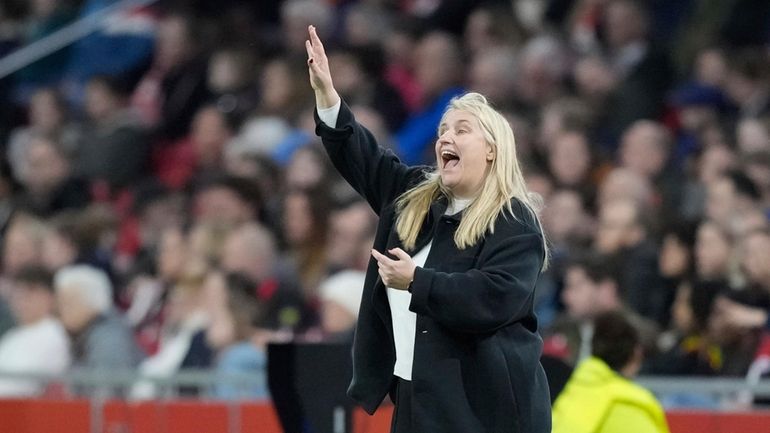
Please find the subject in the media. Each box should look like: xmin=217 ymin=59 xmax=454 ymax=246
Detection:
xmin=458 ymin=129 xmax=468 ymax=134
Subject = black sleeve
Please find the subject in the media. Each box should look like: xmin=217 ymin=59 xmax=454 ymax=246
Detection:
xmin=315 ymin=100 xmax=427 ymax=214
xmin=409 ymin=217 xmax=545 ymax=334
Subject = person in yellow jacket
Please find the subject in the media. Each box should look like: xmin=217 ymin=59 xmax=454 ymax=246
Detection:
xmin=552 ymin=311 xmax=670 ymax=433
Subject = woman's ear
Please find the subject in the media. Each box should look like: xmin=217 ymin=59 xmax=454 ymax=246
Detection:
xmin=486 ymin=143 xmax=495 ymax=162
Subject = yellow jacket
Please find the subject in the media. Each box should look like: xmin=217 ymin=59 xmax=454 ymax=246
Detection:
xmin=552 ymin=357 xmax=670 ymax=433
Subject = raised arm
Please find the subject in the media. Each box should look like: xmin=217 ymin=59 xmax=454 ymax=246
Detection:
xmin=306 ymin=25 xmax=421 ymax=213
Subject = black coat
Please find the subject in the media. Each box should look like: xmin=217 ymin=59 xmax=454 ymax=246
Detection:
xmin=316 ymin=101 xmax=551 ymax=433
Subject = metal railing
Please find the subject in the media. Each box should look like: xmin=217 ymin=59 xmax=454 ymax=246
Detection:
xmin=1 ymin=370 xmax=770 ymax=402
xmin=0 ymin=0 xmax=159 ymax=80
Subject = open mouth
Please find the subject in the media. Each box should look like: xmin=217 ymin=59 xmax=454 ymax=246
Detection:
xmin=441 ymin=150 xmax=460 ymax=169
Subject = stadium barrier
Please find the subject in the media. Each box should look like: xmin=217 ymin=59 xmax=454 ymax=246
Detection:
xmin=1 ymin=371 xmax=770 ymax=433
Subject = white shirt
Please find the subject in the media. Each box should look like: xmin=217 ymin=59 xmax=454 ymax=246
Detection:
xmin=388 ymin=197 xmax=472 ymax=380
xmin=0 ymin=317 xmax=71 ymax=396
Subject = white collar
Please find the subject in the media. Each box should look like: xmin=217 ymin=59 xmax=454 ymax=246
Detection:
xmin=445 ymin=197 xmax=473 ymax=215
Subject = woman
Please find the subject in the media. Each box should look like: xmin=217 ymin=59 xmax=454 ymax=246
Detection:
xmin=306 ymin=26 xmax=551 ymax=433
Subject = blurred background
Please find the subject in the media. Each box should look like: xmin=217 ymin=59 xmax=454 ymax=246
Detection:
xmin=0 ymin=0 xmax=768 ymax=432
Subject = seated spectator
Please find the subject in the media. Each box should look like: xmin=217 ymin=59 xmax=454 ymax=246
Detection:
xmin=467 ymin=47 xmax=518 ymax=110
xmin=619 ymin=120 xmax=683 ymax=222
xmin=647 ymin=280 xmax=723 ymax=376
xmin=220 ymin=222 xmax=308 ymax=331
xmin=0 ymin=266 xmax=70 ymax=396
xmin=710 ymin=287 xmax=770 ymax=377
xmin=206 ymin=47 xmax=259 ymax=124
xmin=693 ymin=220 xmax=734 ymax=285
xmin=597 ymin=168 xmax=654 ymax=210
xmin=326 ymin=198 xmax=377 ymax=273
xmin=54 ymin=265 xmax=143 ymax=395
xmin=706 ymin=171 xmax=763 ymax=236
xmin=712 ymin=229 xmax=770 ymax=332
xmin=153 ymin=105 xmax=235 ymax=190
xmin=724 ymin=48 xmax=770 ymax=118
xmin=192 ymin=174 xmax=262 ymax=228
xmin=14 ymin=134 xmax=89 ymax=217
xmin=124 ymin=224 xmax=191 ymax=355
xmin=7 ymin=88 xmax=80 ymax=178
xmin=327 ymin=44 xmax=407 ymax=131
xmin=40 ymin=207 xmax=114 ymax=277
xmin=210 ymin=272 xmax=272 ymax=400
xmin=131 ymin=267 xmax=211 ymax=400
xmin=547 ymin=130 xmax=595 ymax=200
xmin=395 ymin=31 xmax=465 ymax=165
xmin=514 ymin=35 xmax=569 ymax=117
xmin=2 ymin=213 xmax=48 ymax=278
xmin=283 ymin=144 xmax=335 ymax=191
xmin=544 ymin=253 xmax=658 ymax=366
xmin=552 ymin=311 xmax=670 ymax=433
xmin=76 ymin=75 xmax=149 ymax=192
xmin=317 ymin=270 xmax=365 ymax=342
xmin=131 ymin=13 xmax=210 ymax=140
xmin=281 ymin=186 xmax=331 ymax=297
xmin=595 ymin=199 xmax=670 ymax=325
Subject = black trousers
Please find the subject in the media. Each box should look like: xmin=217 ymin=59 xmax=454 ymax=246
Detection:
xmin=390 ymin=377 xmax=412 ymax=433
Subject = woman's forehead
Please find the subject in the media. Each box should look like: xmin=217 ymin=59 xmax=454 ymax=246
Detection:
xmin=441 ymin=109 xmax=478 ymax=126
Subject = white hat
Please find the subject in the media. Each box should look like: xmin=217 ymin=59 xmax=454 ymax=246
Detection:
xmin=318 ymin=270 xmax=366 ymax=317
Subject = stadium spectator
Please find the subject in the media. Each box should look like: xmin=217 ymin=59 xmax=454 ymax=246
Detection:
xmin=130 ymin=266 xmax=210 ymax=400
xmin=647 ymin=280 xmax=723 ymax=377
xmin=14 ymin=134 xmax=89 ymax=217
xmin=7 ymin=88 xmax=80 ymax=179
xmin=327 ymin=45 xmax=407 ymax=131
xmin=395 ymin=31 xmax=465 ymax=165
xmin=552 ymin=311 xmax=671 ymax=433
xmin=694 ymin=220 xmax=735 ymax=284
xmin=191 ymin=174 xmax=262 ymax=228
xmin=280 ymin=187 xmax=331 ymax=296
xmin=40 ymin=209 xmax=112 ymax=275
xmin=595 ymin=199 xmax=670 ymax=325
xmin=2 ymin=213 xmax=47 ymax=277
xmin=153 ymin=105 xmax=235 ymax=190
xmin=326 ymin=198 xmax=377 ymax=273
xmin=210 ymin=272 xmax=271 ymax=400
xmin=54 ymin=265 xmax=143 ymax=391
xmin=220 ymin=222 xmax=307 ymax=331
xmin=724 ymin=49 xmax=770 ymax=118
xmin=206 ymin=47 xmax=259 ymax=123
xmin=467 ymin=47 xmax=518 ymax=111
xmin=76 ymin=75 xmax=149 ymax=192
xmin=0 ymin=266 xmax=70 ymax=396
xmin=317 ymin=270 xmax=365 ymax=342
xmin=599 ymin=0 xmax=674 ymax=147
xmin=545 ymin=253 xmax=658 ymax=366
xmin=131 ymin=13 xmax=209 ymax=140
xmin=547 ymin=130 xmax=595 ymax=198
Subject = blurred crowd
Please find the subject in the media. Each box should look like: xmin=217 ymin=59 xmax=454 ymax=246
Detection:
xmin=0 ymin=0 xmax=768 ymax=406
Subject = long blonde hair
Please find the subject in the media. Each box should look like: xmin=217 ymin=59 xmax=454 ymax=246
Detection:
xmin=394 ymin=93 xmax=548 ymax=269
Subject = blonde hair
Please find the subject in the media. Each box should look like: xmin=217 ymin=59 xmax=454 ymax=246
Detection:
xmin=394 ymin=93 xmax=548 ymax=269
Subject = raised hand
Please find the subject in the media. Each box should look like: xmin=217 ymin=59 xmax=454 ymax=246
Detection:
xmin=306 ymin=25 xmax=339 ymax=109
xmin=371 ymin=248 xmax=416 ymax=291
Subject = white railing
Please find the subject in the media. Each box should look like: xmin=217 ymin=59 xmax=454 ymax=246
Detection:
xmin=1 ymin=370 xmax=770 ymax=402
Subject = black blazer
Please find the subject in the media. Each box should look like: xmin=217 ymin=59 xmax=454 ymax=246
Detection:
xmin=316 ymin=101 xmax=551 ymax=433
